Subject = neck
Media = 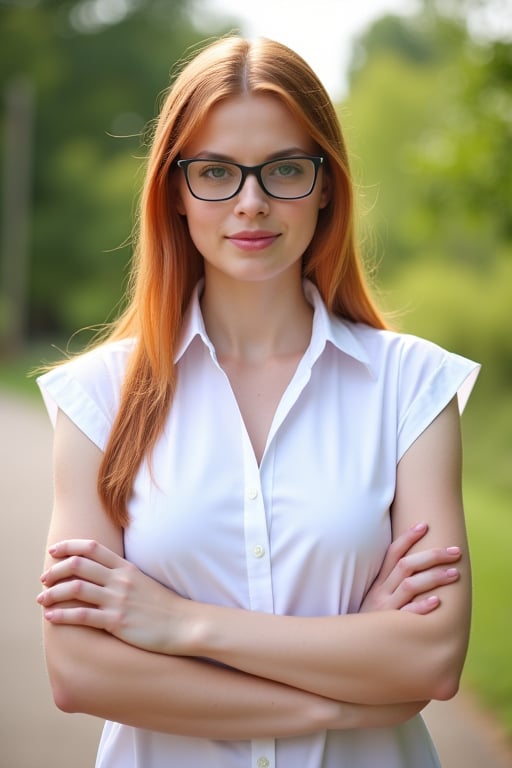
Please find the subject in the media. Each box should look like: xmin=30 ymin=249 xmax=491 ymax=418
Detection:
xmin=200 ymin=271 xmax=313 ymax=363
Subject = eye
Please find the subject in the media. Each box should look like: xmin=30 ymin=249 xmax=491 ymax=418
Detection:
xmin=268 ymin=160 xmax=304 ymax=177
xmin=198 ymin=163 xmax=236 ymax=181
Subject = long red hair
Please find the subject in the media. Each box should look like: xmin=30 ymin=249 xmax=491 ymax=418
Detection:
xmin=99 ymin=36 xmax=387 ymax=525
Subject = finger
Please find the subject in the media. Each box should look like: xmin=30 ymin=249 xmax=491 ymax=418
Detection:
xmin=393 ymin=566 xmax=459 ymax=608
xmin=42 ymin=604 xmax=109 ymax=631
xmin=385 ymin=548 xmax=461 ymax=594
xmin=47 ymin=539 xmax=122 ymax=569
xmin=378 ymin=523 xmax=429 ymax=582
xmin=37 ymin=579 xmax=104 ymax=608
xmin=41 ymin=555 xmax=108 ymax=587
xmin=401 ymin=595 xmax=440 ymax=615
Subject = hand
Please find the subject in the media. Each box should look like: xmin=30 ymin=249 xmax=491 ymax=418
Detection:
xmin=360 ymin=522 xmax=461 ymax=615
xmin=37 ymin=539 xmax=193 ymax=654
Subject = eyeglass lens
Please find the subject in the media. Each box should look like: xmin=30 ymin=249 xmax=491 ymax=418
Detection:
xmin=184 ymin=157 xmax=318 ymax=200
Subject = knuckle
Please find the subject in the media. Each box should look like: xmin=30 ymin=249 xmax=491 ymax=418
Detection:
xmin=75 ymin=606 xmax=88 ymax=623
xmin=397 ymin=557 xmax=410 ymax=576
xmin=69 ymin=555 xmax=82 ymax=572
xmin=401 ymin=576 xmax=415 ymax=596
xmin=70 ymin=579 xmax=83 ymax=597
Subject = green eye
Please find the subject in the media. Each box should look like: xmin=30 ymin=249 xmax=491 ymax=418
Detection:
xmin=198 ymin=165 xmax=227 ymax=179
xmin=268 ymin=161 xmax=305 ymax=178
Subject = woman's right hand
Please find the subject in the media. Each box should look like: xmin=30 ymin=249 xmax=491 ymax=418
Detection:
xmin=360 ymin=522 xmax=462 ymax=615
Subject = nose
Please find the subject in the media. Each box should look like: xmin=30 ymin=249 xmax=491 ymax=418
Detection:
xmin=233 ymin=173 xmax=270 ymax=217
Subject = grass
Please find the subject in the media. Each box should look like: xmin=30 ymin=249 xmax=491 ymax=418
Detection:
xmin=1 ymin=344 xmax=511 ymax=739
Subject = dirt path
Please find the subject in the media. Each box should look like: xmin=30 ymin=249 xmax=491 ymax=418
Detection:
xmin=1 ymin=390 xmax=511 ymax=767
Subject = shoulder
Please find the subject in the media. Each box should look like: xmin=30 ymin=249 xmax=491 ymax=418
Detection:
xmin=343 ymin=322 xmax=474 ymax=387
xmin=38 ymin=338 xmax=135 ymax=399
xmin=37 ymin=338 xmax=136 ymax=448
xmin=348 ymin=322 xmax=445 ymax=369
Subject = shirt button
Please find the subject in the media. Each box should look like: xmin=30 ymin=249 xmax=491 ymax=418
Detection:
xmin=257 ymin=758 xmax=270 ymax=768
xmin=247 ymin=487 xmax=259 ymax=500
xmin=253 ymin=544 xmax=265 ymax=558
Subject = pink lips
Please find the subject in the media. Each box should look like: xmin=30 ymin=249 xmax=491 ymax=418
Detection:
xmin=227 ymin=230 xmax=280 ymax=252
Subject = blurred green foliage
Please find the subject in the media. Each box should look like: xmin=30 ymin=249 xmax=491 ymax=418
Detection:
xmin=343 ymin=0 xmax=512 ymax=736
xmin=0 ymin=0 xmax=230 ymax=337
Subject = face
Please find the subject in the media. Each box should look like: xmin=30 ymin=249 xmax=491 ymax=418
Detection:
xmin=176 ymin=93 xmax=330 ymax=287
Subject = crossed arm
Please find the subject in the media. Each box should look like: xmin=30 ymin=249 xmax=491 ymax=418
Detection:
xmin=37 ymin=398 xmax=471 ymax=738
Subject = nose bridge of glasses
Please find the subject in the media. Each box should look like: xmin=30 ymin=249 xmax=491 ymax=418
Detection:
xmin=237 ymin=163 xmax=269 ymax=198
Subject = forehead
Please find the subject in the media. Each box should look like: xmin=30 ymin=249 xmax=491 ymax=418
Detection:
xmin=181 ymin=93 xmax=315 ymax=160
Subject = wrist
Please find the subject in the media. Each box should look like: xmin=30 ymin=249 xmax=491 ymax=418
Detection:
xmin=178 ymin=599 xmax=216 ymax=658
xmin=317 ymin=698 xmax=356 ymax=731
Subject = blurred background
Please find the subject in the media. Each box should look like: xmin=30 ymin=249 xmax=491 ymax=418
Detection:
xmin=0 ymin=0 xmax=510 ymax=765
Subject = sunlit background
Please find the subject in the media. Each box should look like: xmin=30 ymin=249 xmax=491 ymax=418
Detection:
xmin=1 ymin=0 xmax=511 ymax=765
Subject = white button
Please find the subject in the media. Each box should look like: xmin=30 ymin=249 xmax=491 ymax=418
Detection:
xmin=247 ymin=487 xmax=258 ymax=500
xmin=257 ymin=758 xmax=270 ymax=768
xmin=253 ymin=544 xmax=265 ymax=558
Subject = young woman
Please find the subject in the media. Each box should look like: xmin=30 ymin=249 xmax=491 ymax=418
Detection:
xmin=36 ymin=36 xmax=479 ymax=768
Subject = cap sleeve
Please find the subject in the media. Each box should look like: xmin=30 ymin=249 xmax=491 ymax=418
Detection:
xmin=396 ymin=337 xmax=480 ymax=462
xmin=37 ymin=340 xmax=133 ymax=451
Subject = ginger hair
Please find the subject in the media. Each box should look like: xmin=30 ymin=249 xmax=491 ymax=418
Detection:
xmin=97 ymin=36 xmax=387 ymax=525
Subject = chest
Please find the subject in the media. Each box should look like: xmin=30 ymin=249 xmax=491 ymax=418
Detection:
xmin=124 ymin=346 xmax=398 ymax=614
xmin=219 ymin=353 xmax=304 ymax=464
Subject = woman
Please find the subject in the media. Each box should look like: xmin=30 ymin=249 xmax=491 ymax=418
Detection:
xmin=36 ymin=36 xmax=479 ymax=767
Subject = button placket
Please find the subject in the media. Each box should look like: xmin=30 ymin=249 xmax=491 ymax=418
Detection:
xmin=241 ymin=429 xmax=273 ymax=616
xmin=252 ymin=740 xmax=275 ymax=768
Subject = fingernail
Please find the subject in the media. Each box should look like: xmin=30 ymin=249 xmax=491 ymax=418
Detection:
xmin=413 ymin=522 xmax=428 ymax=532
xmin=446 ymin=547 xmax=461 ymax=555
xmin=446 ymin=568 xmax=459 ymax=577
xmin=48 ymin=544 xmax=57 ymax=555
xmin=40 ymin=571 xmax=48 ymax=583
xmin=36 ymin=592 xmax=44 ymax=603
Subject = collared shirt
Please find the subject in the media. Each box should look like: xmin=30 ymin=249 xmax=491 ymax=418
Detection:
xmin=38 ymin=280 xmax=479 ymax=768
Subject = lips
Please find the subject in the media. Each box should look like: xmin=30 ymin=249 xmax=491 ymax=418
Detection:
xmin=227 ymin=230 xmax=280 ymax=251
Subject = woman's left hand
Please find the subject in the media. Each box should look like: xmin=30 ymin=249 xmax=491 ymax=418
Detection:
xmin=37 ymin=539 xmax=193 ymax=655
xmin=360 ymin=522 xmax=461 ymax=615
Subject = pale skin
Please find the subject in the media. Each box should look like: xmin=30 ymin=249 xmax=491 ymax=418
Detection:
xmin=37 ymin=93 xmax=471 ymax=739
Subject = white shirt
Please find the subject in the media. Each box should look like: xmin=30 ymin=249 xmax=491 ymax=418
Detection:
xmin=38 ymin=280 xmax=479 ymax=768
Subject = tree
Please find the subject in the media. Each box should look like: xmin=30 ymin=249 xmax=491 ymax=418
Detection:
xmin=344 ymin=2 xmax=512 ymax=277
xmin=0 ymin=0 xmax=231 ymax=343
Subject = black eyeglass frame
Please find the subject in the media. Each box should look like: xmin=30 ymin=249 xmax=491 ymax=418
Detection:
xmin=176 ymin=155 xmax=325 ymax=201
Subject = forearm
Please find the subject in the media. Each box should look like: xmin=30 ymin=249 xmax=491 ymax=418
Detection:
xmin=44 ymin=622 xmax=337 ymax=739
xmin=44 ymin=622 xmax=428 ymax=737
xmin=188 ymin=601 xmax=468 ymax=705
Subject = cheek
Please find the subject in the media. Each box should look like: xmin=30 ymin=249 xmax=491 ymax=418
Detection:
xmin=181 ymin=202 xmax=221 ymax=253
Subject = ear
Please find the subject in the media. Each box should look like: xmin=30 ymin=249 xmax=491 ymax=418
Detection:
xmin=175 ymin=191 xmax=186 ymax=216
xmin=171 ymin=171 xmax=187 ymax=216
xmin=318 ymin=168 xmax=332 ymax=210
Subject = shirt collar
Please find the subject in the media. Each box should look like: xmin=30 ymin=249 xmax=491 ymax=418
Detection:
xmin=174 ymin=279 xmax=217 ymax=364
xmin=303 ymin=280 xmax=374 ymax=376
xmin=175 ymin=279 xmax=374 ymax=376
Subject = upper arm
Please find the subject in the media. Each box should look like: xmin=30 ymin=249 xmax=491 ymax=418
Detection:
xmin=392 ymin=396 xmax=471 ymax=685
xmin=42 ymin=409 xmax=124 ymax=703
xmin=44 ymin=408 xmax=123 ymax=569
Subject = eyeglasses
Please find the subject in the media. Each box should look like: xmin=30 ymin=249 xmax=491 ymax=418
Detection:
xmin=176 ymin=156 xmax=324 ymax=201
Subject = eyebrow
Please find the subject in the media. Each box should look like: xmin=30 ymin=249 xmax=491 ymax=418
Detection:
xmin=187 ymin=147 xmax=312 ymax=162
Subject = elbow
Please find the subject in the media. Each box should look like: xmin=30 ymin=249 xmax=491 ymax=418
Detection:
xmin=429 ymin=670 xmax=461 ymax=701
xmin=44 ymin=633 xmax=97 ymax=714
xmin=47 ymin=660 xmax=89 ymax=714
xmin=417 ymin=615 xmax=468 ymax=701
xmin=51 ymin=680 xmax=79 ymax=714
xmin=424 ymin=641 xmax=465 ymax=701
